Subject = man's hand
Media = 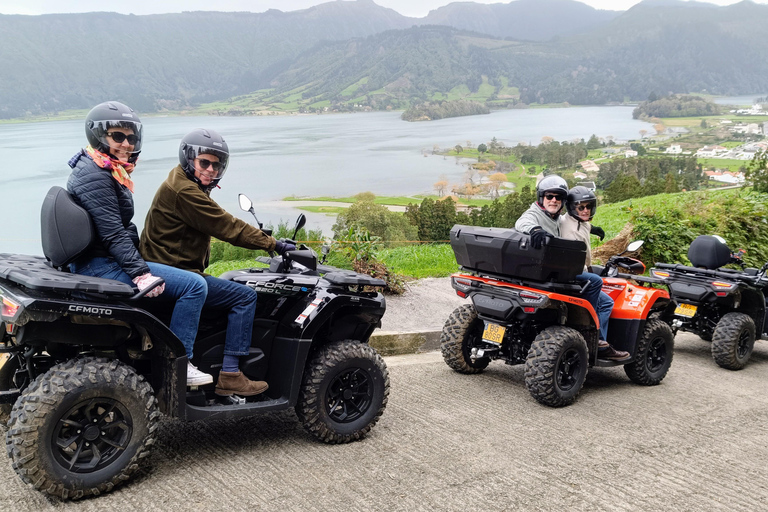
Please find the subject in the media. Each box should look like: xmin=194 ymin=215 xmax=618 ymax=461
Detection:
xmin=529 ymin=226 xmax=550 ymax=249
xmin=132 ymin=273 xmax=165 ymax=298
xmin=274 ymin=240 xmax=297 ymax=255
xmin=590 ymin=225 xmax=606 ymax=241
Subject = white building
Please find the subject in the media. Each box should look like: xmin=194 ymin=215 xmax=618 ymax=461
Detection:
xmin=625 ymin=150 xmax=638 ymax=158
xmin=665 ymin=145 xmax=682 ymax=154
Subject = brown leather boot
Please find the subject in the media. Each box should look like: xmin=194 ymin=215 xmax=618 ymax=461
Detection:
xmin=215 ymin=371 xmax=269 ymax=397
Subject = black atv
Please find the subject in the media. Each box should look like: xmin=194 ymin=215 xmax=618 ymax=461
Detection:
xmin=0 ymin=189 xmax=389 ymax=500
xmin=651 ymin=234 xmax=768 ymax=370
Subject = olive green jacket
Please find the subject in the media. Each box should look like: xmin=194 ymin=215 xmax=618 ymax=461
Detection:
xmin=140 ymin=166 xmax=276 ymax=274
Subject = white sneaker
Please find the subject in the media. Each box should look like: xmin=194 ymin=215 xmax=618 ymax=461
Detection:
xmin=187 ymin=362 xmax=213 ymax=386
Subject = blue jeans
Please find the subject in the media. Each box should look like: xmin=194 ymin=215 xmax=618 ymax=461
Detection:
xmin=203 ymin=275 xmax=258 ymax=357
xmin=575 ymin=272 xmax=614 ymax=341
xmin=69 ymin=256 xmax=207 ymax=359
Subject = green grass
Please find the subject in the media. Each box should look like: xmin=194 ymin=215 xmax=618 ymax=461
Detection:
xmin=377 ymin=243 xmax=457 ymax=278
xmin=697 ymin=158 xmax=749 ymax=172
xmin=590 ymin=188 xmax=743 ymax=249
xmin=295 ymin=205 xmax=347 ymax=214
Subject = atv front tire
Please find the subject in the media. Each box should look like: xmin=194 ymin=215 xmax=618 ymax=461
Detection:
xmin=440 ymin=304 xmax=490 ymax=374
xmin=525 ymin=326 xmax=588 ymax=407
xmin=5 ymin=358 xmax=159 ymax=500
xmin=296 ymin=340 xmax=389 ymax=444
xmin=711 ymin=312 xmax=756 ymax=370
xmin=624 ymin=319 xmax=674 ymax=385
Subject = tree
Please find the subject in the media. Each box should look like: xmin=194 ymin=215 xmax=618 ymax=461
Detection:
xmin=477 ymin=143 xmax=487 ymax=154
xmin=333 ymin=195 xmax=417 ymax=243
xmin=454 ymin=144 xmax=463 ymax=154
xmin=605 ymin=175 xmax=642 ymax=203
xmin=700 ymin=119 xmax=708 ymax=129
xmin=629 ymin=142 xmax=646 ymax=156
xmin=487 ymin=172 xmax=508 ymax=198
xmin=639 ymin=129 xmax=648 ymax=139
xmin=434 ymin=179 xmax=449 ymax=197
xmin=586 ymin=134 xmax=601 ymax=150
xmin=664 ymin=173 xmax=679 ymax=193
xmin=541 ymin=136 xmax=554 ymax=145
xmin=654 ymin=123 xmax=665 ymax=135
xmin=747 ymin=149 xmax=768 ymax=193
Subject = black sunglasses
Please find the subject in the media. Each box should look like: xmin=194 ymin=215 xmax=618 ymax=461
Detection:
xmin=544 ymin=194 xmax=563 ymax=201
xmin=196 ymin=158 xmax=224 ymax=172
xmin=107 ymin=132 xmax=139 ymax=145
xmin=575 ymin=204 xmax=592 ymax=211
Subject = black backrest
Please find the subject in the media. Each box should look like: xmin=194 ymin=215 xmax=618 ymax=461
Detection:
xmin=688 ymin=235 xmax=732 ymax=270
xmin=40 ymin=186 xmax=95 ymax=268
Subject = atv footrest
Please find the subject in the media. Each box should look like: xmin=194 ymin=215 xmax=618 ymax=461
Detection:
xmin=594 ymin=358 xmax=631 ymax=368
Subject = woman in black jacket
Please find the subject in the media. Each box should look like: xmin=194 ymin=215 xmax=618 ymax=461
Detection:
xmin=67 ymin=101 xmax=212 ymax=386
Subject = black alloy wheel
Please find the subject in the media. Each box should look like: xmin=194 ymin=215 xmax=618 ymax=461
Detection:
xmin=51 ymin=398 xmax=133 ymax=473
xmin=556 ymin=347 xmax=584 ymax=393
xmin=325 ymin=367 xmax=373 ymax=424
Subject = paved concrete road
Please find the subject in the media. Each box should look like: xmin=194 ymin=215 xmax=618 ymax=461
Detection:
xmin=3 ymin=332 xmax=768 ymax=511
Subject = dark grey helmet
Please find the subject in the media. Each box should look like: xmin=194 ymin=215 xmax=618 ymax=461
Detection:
xmin=566 ymin=185 xmax=597 ymax=221
xmin=178 ymin=128 xmax=230 ymax=189
xmin=536 ymin=175 xmax=568 ymax=204
xmin=85 ymin=101 xmax=142 ymax=162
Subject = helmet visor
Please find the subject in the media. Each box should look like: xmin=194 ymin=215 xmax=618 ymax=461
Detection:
xmin=89 ymin=120 xmax=143 ymax=154
xmin=571 ymin=200 xmax=596 ymax=219
xmin=188 ymin=146 xmax=229 ymax=180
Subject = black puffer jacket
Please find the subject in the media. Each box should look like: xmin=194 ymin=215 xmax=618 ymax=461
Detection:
xmin=66 ymin=151 xmax=150 ymax=278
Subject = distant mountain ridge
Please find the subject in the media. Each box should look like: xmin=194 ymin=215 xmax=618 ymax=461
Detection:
xmin=1 ymin=0 xmax=767 ymax=118
xmin=423 ymin=0 xmax=620 ymax=41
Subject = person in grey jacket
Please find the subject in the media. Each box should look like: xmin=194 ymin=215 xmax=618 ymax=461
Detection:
xmin=514 ymin=175 xmax=568 ymax=246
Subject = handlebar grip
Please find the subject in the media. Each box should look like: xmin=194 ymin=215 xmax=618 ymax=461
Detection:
xmin=128 ymin=278 xmax=165 ymax=301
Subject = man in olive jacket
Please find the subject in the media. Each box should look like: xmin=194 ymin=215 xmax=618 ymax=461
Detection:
xmin=140 ymin=128 xmax=295 ymax=397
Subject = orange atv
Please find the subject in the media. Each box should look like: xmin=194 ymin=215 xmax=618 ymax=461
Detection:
xmin=441 ymin=226 xmax=674 ymax=407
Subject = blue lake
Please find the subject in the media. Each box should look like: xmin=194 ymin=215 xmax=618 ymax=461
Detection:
xmin=1 ymin=107 xmax=654 ymax=254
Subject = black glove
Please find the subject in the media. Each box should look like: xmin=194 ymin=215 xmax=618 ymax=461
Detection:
xmin=274 ymin=240 xmax=296 ymax=255
xmin=590 ymin=225 xmax=605 ymax=241
xmin=529 ymin=226 xmax=550 ymax=249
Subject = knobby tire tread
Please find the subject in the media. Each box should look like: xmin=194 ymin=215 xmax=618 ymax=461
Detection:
xmin=296 ymin=340 xmax=389 ymax=444
xmin=5 ymin=357 xmax=159 ymax=500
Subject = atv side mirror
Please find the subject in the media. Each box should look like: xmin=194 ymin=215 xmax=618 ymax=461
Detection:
xmin=238 ymin=193 xmax=264 ymax=229
xmin=238 ymin=194 xmax=253 ymax=212
xmin=625 ymin=240 xmax=644 ymax=253
xmin=292 ymin=214 xmax=307 ymax=241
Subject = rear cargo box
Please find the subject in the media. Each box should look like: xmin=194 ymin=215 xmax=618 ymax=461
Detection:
xmin=450 ymin=225 xmax=586 ymax=283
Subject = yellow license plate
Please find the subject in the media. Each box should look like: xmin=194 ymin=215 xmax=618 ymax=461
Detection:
xmin=674 ymin=303 xmax=698 ymax=317
xmin=482 ymin=322 xmax=506 ymax=344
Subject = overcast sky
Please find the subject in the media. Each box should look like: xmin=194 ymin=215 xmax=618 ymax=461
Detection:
xmin=0 ymin=0 xmax=762 ymax=18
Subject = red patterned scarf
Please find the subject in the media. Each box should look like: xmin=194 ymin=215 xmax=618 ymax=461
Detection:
xmin=84 ymin=145 xmax=135 ymax=193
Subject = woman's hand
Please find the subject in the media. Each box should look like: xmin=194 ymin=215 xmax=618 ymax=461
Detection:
xmin=132 ymin=273 xmax=165 ymax=298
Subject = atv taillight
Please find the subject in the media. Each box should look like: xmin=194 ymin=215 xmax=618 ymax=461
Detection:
xmin=711 ymin=281 xmax=736 ymax=290
xmin=1 ymin=296 xmax=19 ymax=321
xmin=651 ymin=269 xmax=670 ymax=279
xmin=452 ymin=277 xmax=473 ymax=292
xmin=519 ymin=291 xmax=544 ymax=303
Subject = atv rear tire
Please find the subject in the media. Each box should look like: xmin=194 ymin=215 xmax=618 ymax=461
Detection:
xmin=5 ymin=358 xmax=159 ymax=500
xmin=624 ymin=319 xmax=674 ymax=385
xmin=711 ymin=312 xmax=755 ymax=370
xmin=524 ymin=326 xmax=588 ymax=407
xmin=440 ymin=304 xmax=490 ymax=374
xmin=296 ymin=340 xmax=389 ymax=444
